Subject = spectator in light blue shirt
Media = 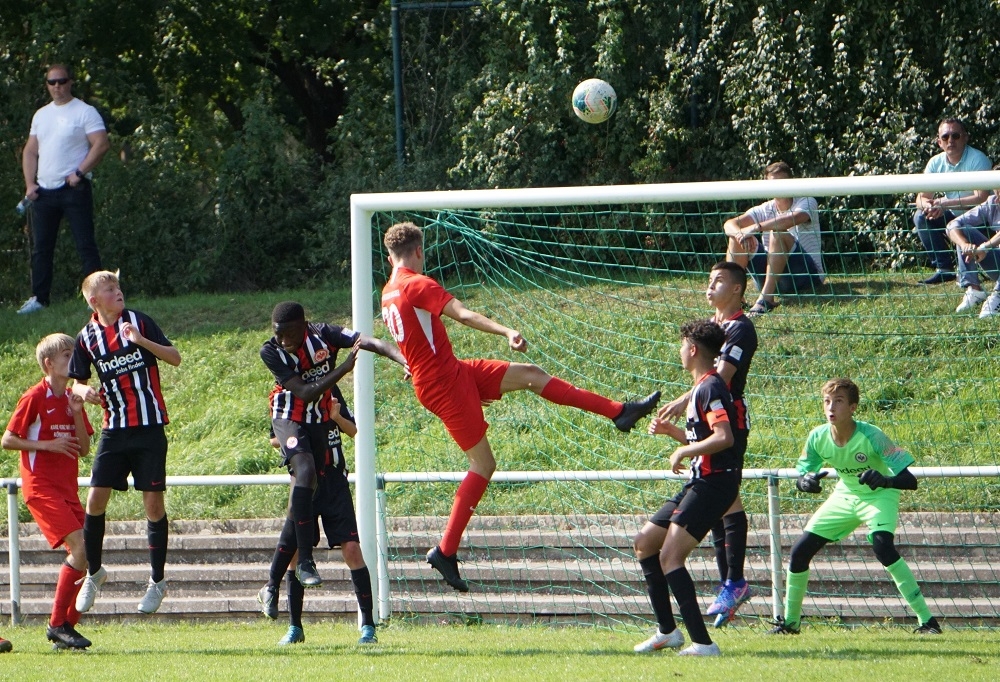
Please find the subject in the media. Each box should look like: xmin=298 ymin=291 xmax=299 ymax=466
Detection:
xmin=913 ymin=118 xmax=991 ymax=285
xmin=945 ymin=173 xmax=1000 ymax=318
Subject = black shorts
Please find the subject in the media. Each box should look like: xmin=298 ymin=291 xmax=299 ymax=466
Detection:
xmin=649 ymin=471 xmax=741 ymax=542
xmin=313 ymin=467 xmax=359 ymax=548
xmin=90 ymin=425 xmax=168 ymax=492
xmin=271 ymin=419 xmax=329 ymax=474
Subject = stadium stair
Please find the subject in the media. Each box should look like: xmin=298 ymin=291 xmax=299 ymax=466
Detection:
xmin=2 ymin=513 xmax=998 ymax=625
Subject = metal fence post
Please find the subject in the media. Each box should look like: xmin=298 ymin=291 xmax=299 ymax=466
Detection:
xmin=7 ymin=482 xmax=21 ymax=626
xmin=376 ymin=476 xmax=391 ymax=621
xmin=767 ymin=475 xmax=784 ymax=621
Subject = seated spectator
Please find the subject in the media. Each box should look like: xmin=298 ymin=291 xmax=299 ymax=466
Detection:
xmin=945 ymin=174 xmax=1000 ymax=318
xmin=724 ymin=161 xmax=826 ymax=317
xmin=913 ymin=118 xmax=991 ymax=285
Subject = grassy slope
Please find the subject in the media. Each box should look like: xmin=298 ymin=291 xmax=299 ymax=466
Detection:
xmin=1 ymin=274 xmax=998 ymax=525
xmin=0 ymin=621 xmax=996 ymax=681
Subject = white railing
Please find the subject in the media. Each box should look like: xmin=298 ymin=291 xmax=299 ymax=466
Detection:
xmin=4 ymin=466 xmax=998 ymax=626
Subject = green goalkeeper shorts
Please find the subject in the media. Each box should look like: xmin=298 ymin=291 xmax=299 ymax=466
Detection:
xmin=804 ymin=488 xmax=902 ymax=542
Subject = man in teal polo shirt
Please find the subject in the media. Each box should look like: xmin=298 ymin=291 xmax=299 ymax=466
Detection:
xmin=914 ymin=118 xmax=991 ymax=287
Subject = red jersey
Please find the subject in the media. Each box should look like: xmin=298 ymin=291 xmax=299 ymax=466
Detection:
xmin=380 ymin=267 xmax=460 ymax=387
xmin=5 ymin=378 xmax=94 ymax=499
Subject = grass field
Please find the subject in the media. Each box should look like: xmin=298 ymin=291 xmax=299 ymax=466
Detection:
xmin=0 ymin=620 xmax=997 ymax=681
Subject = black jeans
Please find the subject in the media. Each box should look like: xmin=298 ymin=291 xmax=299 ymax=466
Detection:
xmin=30 ymin=181 xmax=102 ymax=305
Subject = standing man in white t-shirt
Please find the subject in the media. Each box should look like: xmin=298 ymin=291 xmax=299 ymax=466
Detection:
xmin=723 ymin=162 xmax=826 ymax=317
xmin=18 ymin=64 xmax=109 ymax=314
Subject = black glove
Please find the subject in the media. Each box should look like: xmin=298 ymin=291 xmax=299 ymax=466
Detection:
xmin=796 ymin=470 xmax=829 ymax=493
xmin=858 ymin=469 xmax=890 ymax=490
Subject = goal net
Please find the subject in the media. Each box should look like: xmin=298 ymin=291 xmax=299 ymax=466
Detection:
xmin=349 ymin=173 xmax=1000 ymax=629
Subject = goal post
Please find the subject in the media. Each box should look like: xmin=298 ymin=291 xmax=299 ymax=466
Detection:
xmin=350 ymin=171 xmax=1000 ymax=626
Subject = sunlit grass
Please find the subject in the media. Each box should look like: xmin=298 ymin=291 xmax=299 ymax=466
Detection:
xmin=0 ymin=620 xmax=996 ymax=682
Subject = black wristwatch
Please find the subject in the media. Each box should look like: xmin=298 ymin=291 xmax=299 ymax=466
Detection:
xmin=75 ymin=169 xmax=85 ymax=179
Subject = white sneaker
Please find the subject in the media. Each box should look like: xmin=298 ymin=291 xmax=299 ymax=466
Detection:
xmin=633 ymin=627 xmax=684 ymax=652
xmin=137 ymin=577 xmax=167 ymax=614
xmin=678 ymin=641 xmax=721 ymax=656
xmin=74 ymin=566 xmax=108 ymax=613
xmin=16 ymin=296 xmax=44 ymax=314
xmin=980 ymin=292 xmax=1000 ymax=318
xmin=956 ymin=287 xmax=988 ymax=312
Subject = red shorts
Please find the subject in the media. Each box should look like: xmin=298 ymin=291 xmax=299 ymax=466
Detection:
xmin=24 ymin=491 xmax=85 ymax=549
xmin=416 ymin=359 xmax=509 ymax=451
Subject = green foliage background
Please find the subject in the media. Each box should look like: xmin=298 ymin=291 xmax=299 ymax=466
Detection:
xmin=2 ymin=1 xmax=1000 ymax=302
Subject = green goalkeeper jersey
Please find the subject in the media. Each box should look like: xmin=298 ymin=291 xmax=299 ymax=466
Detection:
xmin=797 ymin=420 xmax=915 ymax=498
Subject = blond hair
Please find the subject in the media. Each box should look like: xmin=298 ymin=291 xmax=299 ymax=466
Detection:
xmin=821 ymin=377 xmax=860 ymax=405
xmin=81 ymin=270 xmax=120 ymax=305
xmin=35 ymin=333 xmax=75 ymax=373
xmin=384 ymin=222 xmax=424 ymax=257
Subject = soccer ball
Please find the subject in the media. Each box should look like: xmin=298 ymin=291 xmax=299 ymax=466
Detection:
xmin=572 ymin=79 xmax=617 ymax=124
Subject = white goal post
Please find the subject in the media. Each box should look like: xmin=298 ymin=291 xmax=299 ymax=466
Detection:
xmin=349 ymin=171 xmax=1000 ymax=619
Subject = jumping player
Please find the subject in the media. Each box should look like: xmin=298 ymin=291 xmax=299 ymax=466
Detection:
xmin=259 ymin=301 xmax=404 ymax=593
xmin=657 ymin=262 xmax=757 ymax=627
xmin=257 ymin=389 xmax=378 ymax=646
xmin=380 ymin=222 xmax=660 ymax=592
xmin=769 ymin=378 xmax=942 ymax=635
xmin=70 ymin=271 xmax=181 ymax=617
xmin=3 ymin=334 xmax=95 ymax=650
xmin=633 ymin=320 xmax=740 ymax=657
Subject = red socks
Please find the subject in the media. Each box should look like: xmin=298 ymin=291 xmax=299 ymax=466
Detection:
xmin=540 ymin=377 xmax=622 ymax=419
xmin=440 ymin=472 xmax=490 ymax=556
xmin=51 ymin=563 xmax=85 ymax=627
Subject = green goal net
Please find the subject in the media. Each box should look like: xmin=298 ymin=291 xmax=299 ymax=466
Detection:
xmin=352 ymin=174 xmax=1000 ymax=629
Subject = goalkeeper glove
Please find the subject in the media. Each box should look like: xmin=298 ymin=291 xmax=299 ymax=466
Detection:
xmin=858 ymin=469 xmax=890 ymax=490
xmin=795 ymin=470 xmax=829 ymax=493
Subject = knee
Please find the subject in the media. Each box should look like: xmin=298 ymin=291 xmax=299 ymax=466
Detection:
xmin=788 ymin=532 xmax=825 ymax=573
xmin=143 ymin=493 xmax=166 ymax=521
xmin=341 ymin=542 xmax=365 ymax=569
xmin=292 ymin=458 xmax=317 ymax=488
xmin=871 ymin=531 xmax=900 ymax=567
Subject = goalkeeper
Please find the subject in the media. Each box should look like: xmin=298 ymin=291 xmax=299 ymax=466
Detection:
xmin=769 ymin=378 xmax=941 ymax=635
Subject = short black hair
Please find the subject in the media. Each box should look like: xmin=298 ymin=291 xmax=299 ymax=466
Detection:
xmin=711 ymin=261 xmax=748 ymax=296
xmin=271 ymin=301 xmax=305 ymax=325
xmin=679 ymin=319 xmax=726 ymax=356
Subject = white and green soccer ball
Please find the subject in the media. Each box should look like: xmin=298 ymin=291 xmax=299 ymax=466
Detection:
xmin=572 ymin=78 xmax=617 ymax=124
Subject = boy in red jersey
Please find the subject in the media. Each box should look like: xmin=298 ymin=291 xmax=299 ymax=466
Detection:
xmin=0 ymin=636 xmax=9 ymax=653
xmin=633 ymin=320 xmax=739 ymax=657
xmin=3 ymin=333 xmax=95 ymax=649
xmin=381 ymin=222 xmax=660 ymax=592
xmin=68 ymin=270 xmax=181 ymax=618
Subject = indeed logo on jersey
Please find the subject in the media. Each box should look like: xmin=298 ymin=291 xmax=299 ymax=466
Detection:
xmin=301 ymin=359 xmax=331 ymax=382
xmin=96 ymin=348 xmax=146 ymax=376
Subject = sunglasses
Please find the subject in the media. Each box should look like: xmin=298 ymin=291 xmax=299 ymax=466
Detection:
xmin=46 ymin=77 xmax=70 ymax=85
xmin=939 ymin=132 xmax=964 ymax=142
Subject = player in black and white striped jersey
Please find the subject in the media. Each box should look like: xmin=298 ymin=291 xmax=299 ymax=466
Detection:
xmin=69 ymin=270 xmax=181 ymax=620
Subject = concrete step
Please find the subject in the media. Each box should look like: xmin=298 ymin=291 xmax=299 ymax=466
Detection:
xmin=2 ymin=514 xmax=999 ymax=624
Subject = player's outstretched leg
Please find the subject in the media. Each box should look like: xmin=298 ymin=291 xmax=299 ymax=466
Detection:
xmin=613 ymin=391 xmax=662 ymax=433
xmin=504 ymin=365 xmax=660 ymax=433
